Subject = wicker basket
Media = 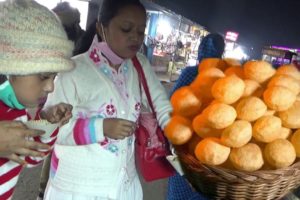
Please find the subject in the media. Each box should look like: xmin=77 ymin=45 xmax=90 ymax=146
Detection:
xmin=177 ymin=148 xmax=300 ymax=200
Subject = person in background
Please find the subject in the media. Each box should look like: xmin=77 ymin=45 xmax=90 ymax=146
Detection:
xmin=169 ymin=33 xmax=225 ymax=96
xmin=0 ymin=0 xmax=74 ymax=199
xmin=73 ymin=19 xmax=97 ymax=56
xmin=43 ymin=0 xmax=172 ymax=199
xmin=52 ymin=1 xmax=85 ymax=50
xmin=167 ymin=33 xmax=225 ymax=200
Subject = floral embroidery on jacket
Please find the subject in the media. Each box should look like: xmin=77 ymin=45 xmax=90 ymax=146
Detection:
xmin=100 ymin=66 xmax=112 ymax=78
xmin=100 ymin=137 xmax=119 ymax=155
xmin=78 ymin=100 xmax=117 ymax=118
xmin=135 ymin=102 xmax=141 ymax=111
xmin=101 ymin=99 xmax=117 ymax=117
xmin=132 ymin=97 xmax=141 ymax=120
xmin=127 ymin=136 xmax=133 ymax=146
xmin=89 ymin=49 xmax=100 ymax=63
xmin=106 ymin=104 xmax=116 ymax=116
xmin=76 ymin=100 xmax=120 ymax=155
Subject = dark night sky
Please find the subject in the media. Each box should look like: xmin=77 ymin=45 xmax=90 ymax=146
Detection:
xmin=153 ymin=0 xmax=300 ymax=58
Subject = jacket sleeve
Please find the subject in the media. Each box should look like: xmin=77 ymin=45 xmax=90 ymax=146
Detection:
xmin=136 ymin=54 xmax=173 ymax=129
xmin=43 ymin=70 xmax=105 ymax=146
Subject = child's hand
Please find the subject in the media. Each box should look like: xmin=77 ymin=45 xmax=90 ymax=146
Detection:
xmin=103 ymin=118 xmax=136 ymax=140
xmin=41 ymin=103 xmax=73 ymax=125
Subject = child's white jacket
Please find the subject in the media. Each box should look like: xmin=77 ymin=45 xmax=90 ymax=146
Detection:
xmin=45 ymin=41 xmax=172 ymax=199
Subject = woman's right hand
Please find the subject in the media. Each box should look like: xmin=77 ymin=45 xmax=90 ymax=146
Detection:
xmin=103 ymin=118 xmax=136 ymax=140
xmin=0 ymin=121 xmax=50 ymax=165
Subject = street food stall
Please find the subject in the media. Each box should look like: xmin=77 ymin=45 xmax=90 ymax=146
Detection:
xmin=262 ymin=46 xmax=298 ymax=68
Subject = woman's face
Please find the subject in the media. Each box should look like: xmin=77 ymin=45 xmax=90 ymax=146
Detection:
xmin=99 ymin=5 xmax=146 ymax=59
xmin=9 ymin=73 xmax=57 ymax=108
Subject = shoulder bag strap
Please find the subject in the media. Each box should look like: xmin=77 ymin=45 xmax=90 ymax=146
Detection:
xmin=132 ymin=56 xmax=170 ymax=147
xmin=132 ymin=56 xmax=156 ymax=116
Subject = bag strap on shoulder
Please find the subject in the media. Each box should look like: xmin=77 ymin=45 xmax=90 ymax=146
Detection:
xmin=132 ymin=56 xmax=156 ymax=116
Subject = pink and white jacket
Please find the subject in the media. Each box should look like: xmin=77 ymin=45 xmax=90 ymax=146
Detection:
xmin=44 ymin=37 xmax=172 ymax=199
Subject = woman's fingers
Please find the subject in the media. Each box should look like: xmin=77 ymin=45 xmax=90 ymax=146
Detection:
xmin=4 ymin=154 xmax=27 ymax=165
xmin=1 ymin=121 xmax=25 ymax=128
xmin=24 ymin=140 xmax=50 ymax=151
xmin=22 ymin=128 xmax=45 ymax=138
xmin=15 ymin=147 xmax=45 ymax=158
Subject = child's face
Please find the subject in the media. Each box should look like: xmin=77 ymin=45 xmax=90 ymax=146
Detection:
xmin=100 ymin=5 xmax=146 ymax=59
xmin=9 ymin=73 xmax=57 ymax=108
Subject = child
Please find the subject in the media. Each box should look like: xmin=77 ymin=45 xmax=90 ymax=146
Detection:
xmin=0 ymin=0 xmax=74 ymax=199
xmin=43 ymin=0 xmax=172 ymax=199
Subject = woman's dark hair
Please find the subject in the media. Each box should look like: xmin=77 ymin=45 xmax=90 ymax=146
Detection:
xmin=210 ymin=33 xmax=225 ymax=57
xmin=197 ymin=33 xmax=225 ymax=61
xmin=98 ymin=0 xmax=146 ymax=27
xmin=73 ymin=19 xmax=97 ymax=55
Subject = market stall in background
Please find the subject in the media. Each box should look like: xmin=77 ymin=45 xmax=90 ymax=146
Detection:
xmin=262 ymin=46 xmax=299 ymax=68
xmin=142 ymin=0 xmax=208 ymax=80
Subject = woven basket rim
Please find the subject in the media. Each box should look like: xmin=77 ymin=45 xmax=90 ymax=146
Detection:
xmin=177 ymin=147 xmax=300 ymax=183
xmin=177 ymin=147 xmax=300 ymax=199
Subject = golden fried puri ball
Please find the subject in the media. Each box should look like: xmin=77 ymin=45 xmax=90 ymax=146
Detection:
xmin=297 ymin=94 xmax=300 ymax=102
xmin=190 ymin=68 xmax=225 ymax=99
xmin=198 ymin=58 xmax=228 ymax=72
xmin=171 ymin=86 xmax=202 ymax=118
xmin=224 ymin=58 xmax=242 ymax=67
xmin=264 ymin=139 xmax=296 ymax=169
xmin=276 ymin=64 xmax=300 ymax=80
xmin=253 ymin=116 xmax=282 ymax=143
xmin=211 ymin=75 xmax=245 ymax=104
xmin=244 ymin=60 xmax=275 ymax=83
xmin=278 ymin=127 xmax=292 ymax=139
xmin=242 ymin=79 xmax=262 ymax=97
xmin=277 ymin=101 xmax=300 ymax=129
xmin=203 ymin=102 xmax=237 ymax=129
xmin=263 ymin=86 xmax=296 ymax=111
xmin=263 ymin=110 xmax=276 ymax=116
xmin=224 ymin=66 xmax=245 ymax=79
xmin=221 ymin=120 xmax=252 ymax=148
xmin=195 ymin=137 xmax=230 ymax=166
xmin=192 ymin=114 xmax=221 ymax=138
xmin=229 ymin=143 xmax=264 ymax=171
xmin=198 ymin=67 xmax=225 ymax=77
xmin=236 ymin=97 xmax=267 ymax=122
xmin=291 ymin=129 xmax=300 ymax=157
xmin=268 ymin=75 xmax=300 ymax=95
xmin=164 ymin=115 xmax=193 ymax=145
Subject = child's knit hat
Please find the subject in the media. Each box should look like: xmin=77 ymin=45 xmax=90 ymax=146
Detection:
xmin=0 ymin=0 xmax=74 ymax=75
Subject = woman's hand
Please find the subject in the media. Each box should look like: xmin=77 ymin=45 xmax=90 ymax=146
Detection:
xmin=0 ymin=121 xmax=50 ymax=165
xmin=40 ymin=103 xmax=73 ymax=125
xmin=103 ymin=118 xmax=136 ymax=140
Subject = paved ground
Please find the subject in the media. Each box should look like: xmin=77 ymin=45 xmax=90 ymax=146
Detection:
xmin=12 ymin=71 xmax=176 ymax=200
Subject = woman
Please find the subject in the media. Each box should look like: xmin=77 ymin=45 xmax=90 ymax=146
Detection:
xmin=43 ymin=0 xmax=172 ymax=199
